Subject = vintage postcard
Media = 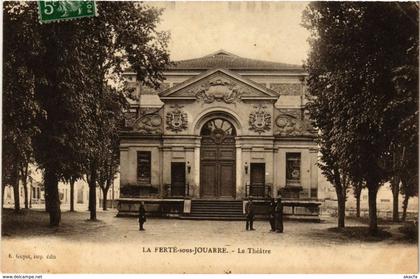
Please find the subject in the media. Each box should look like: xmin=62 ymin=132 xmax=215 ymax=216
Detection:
xmin=2 ymin=1 xmax=418 ymax=276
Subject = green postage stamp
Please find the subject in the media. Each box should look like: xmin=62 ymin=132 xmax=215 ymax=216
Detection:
xmin=38 ymin=1 xmax=97 ymax=23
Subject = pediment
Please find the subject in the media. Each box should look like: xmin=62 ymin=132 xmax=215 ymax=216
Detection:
xmin=159 ymin=69 xmax=279 ymax=103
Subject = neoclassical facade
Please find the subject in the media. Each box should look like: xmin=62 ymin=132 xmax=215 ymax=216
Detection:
xmin=118 ymin=50 xmax=320 ymax=219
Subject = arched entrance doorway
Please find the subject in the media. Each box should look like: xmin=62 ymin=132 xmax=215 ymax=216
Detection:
xmin=200 ymin=118 xmax=236 ymax=198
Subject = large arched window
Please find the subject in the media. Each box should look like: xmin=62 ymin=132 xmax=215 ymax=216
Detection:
xmin=200 ymin=118 xmax=236 ymax=137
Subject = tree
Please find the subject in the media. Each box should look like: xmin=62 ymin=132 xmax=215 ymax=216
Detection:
xmin=324 ymin=163 xmax=350 ymax=228
xmin=352 ymin=181 xmax=364 ymax=218
xmin=5 ymin=2 xmax=93 ymax=224
xmin=19 ymin=162 xmax=30 ymax=209
xmin=95 ymin=88 xmax=123 ymax=211
xmin=305 ymin=92 xmax=350 ymax=228
xmin=400 ymin=165 xmax=418 ymax=221
xmin=74 ymin=2 xmax=170 ymax=220
xmin=3 ymin=2 xmax=41 ymax=212
xmin=388 ymin=146 xmax=404 ymax=222
xmin=28 ymin=175 xmax=34 ymax=208
xmin=388 ymin=5 xmax=419 ymax=222
xmin=303 ymin=2 xmax=418 ymax=234
xmin=68 ymin=175 xmax=80 ymax=212
xmin=34 ymin=22 xmax=98 ymax=226
xmin=5 ymin=2 xmax=170 ymax=225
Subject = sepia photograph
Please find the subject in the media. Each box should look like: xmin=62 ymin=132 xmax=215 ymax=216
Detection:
xmin=2 ymin=1 xmax=419 ymax=276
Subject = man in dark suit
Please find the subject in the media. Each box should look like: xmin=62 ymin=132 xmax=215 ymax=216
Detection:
xmin=275 ymin=197 xmax=284 ymax=233
xmin=138 ymin=202 xmax=146 ymax=231
xmin=245 ymin=198 xmax=255 ymax=231
xmin=269 ymin=198 xmax=276 ymax=232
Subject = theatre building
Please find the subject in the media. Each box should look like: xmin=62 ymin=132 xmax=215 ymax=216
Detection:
xmin=118 ymin=50 xmax=321 ymax=220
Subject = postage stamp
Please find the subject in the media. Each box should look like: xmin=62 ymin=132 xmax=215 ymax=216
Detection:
xmin=38 ymin=0 xmax=97 ymax=23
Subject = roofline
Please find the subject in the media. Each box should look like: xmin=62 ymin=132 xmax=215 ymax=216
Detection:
xmin=202 ymin=49 xmax=240 ymax=58
xmin=159 ymin=68 xmax=280 ymax=98
xmin=123 ymin=70 xmax=308 ymax=77
xmin=123 ymin=50 xmax=306 ymax=74
xmin=159 ymin=96 xmax=279 ymax=101
xmin=165 ymin=68 xmax=305 ymax=72
xmin=172 ymin=50 xmax=303 ymax=70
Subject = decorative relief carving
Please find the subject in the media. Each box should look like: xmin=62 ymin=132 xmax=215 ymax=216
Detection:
xmin=166 ymin=104 xmax=188 ymax=132
xmin=126 ymin=108 xmax=163 ymax=135
xmin=249 ymin=105 xmax=272 ymax=134
xmin=124 ymin=111 xmax=138 ymax=127
xmin=270 ymin=83 xmax=302 ymax=95
xmin=187 ymin=77 xmax=247 ymax=104
xmin=274 ymin=109 xmax=315 ymax=137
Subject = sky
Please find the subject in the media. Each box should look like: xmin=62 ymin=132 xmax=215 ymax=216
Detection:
xmin=151 ymin=1 xmax=310 ymax=65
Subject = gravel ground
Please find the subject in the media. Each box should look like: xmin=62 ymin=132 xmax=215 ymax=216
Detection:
xmin=1 ymin=209 xmax=418 ymax=274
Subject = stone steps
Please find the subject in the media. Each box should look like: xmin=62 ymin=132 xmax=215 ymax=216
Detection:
xmin=186 ymin=200 xmax=245 ymax=220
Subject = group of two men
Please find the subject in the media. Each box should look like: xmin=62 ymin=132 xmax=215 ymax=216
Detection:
xmin=245 ymin=197 xmax=284 ymax=233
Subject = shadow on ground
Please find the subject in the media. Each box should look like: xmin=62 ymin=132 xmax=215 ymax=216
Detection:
xmin=304 ymin=226 xmax=392 ymax=244
xmin=2 ymin=208 xmax=418 ymax=246
xmin=303 ymin=220 xmax=417 ymax=245
xmin=2 ymin=209 xmax=109 ymax=239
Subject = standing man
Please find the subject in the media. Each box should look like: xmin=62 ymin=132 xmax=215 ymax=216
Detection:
xmin=269 ymin=198 xmax=276 ymax=232
xmin=245 ymin=197 xmax=255 ymax=231
xmin=275 ymin=197 xmax=284 ymax=233
xmin=138 ymin=202 xmax=146 ymax=231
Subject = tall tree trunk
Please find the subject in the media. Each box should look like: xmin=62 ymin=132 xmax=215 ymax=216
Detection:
xmin=355 ymin=193 xmax=361 ymax=218
xmin=102 ymin=173 xmax=112 ymax=211
xmin=108 ymin=160 xmax=114 ymax=209
xmin=333 ymin=170 xmax=346 ymax=228
xmin=367 ymin=185 xmax=378 ymax=235
xmin=111 ymin=180 xmax=115 ymax=208
xmin=23 ymin=178 xmax=29 ymax=209
xmin=44 ymin=168 xmax=61 ymax=226
xmin=391 ymin=180 xmax=399 ymax=222
xmin=337 ymin=192 xmax=346 ymax=228
xmin=44 ymin=171 xmax=50 ymax=212
xmin=2 ymin=184 xmax=5 ymax=209
xmin=88 ymin=164 xmax=97 ymax=220
xmin=29 ymin=183 xmax=32 ymax=208
xmin=21 ymin=162 xmax=29 ymax=209
xmin=102 ymin=187 xmax=108 ymax=211
xmin=12 ymin=164 xmax=20 ymax=212
xmin=70 ymin=178 xmax=75 ymax=212
xmin=45 ymin=189 xmax=50 ymax=212
xmin=354 ymin=183 xmax=362 ymax=218
xmin=402 ymin=194 xmax=409 ymax=221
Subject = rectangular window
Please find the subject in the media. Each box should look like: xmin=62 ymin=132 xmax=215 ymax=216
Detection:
xmin=286 ymin=153 xmax=301 ymax=186
xmin=137 ymin=151 xmax=151 ymax=185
